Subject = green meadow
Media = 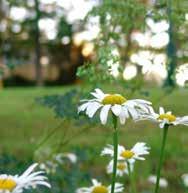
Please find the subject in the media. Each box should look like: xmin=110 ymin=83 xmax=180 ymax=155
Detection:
xmin=0 ymin=86 xmax=188 ymax=193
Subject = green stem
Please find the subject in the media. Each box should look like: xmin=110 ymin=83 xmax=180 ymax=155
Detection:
xmin=154 ymin=124 xmax=169 ymax=193
xmin=111 ymin=115 xmax=118 ymax=193
xmin=127 ymin=161 xmax=136 ymax=193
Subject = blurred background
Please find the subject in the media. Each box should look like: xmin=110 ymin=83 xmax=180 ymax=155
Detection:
xmin=0 ymin=0 xmax=187 ymax=87
xmin=0 ymin=0 xmax=188 ymax=193
xmin=0 ymin=0 xmax=98 ymax=86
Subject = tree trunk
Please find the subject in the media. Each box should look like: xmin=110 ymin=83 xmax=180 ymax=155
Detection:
xmin=164 ymin=0 xmax=176 ymax=87
xmin=34 ymin=0 xmax=43 ymax=86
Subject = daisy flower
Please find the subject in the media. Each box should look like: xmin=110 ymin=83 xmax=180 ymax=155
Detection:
xmin=138 ymin=106 xmax=188 ymax=128
xmin=106 ymin=160 xmax=134 ymax=177
xmin=39 ymin=161 xmax=57 ymax=174
xmin=76 ymin=179 xmax=124 ymax=193
xmin=101 ymin=142 xmax=150 ymax=162
xmin=0 ymin=163 xmax=51 ymax=193
xmin=54 ymin=152 xmax=77 ymax=164
xmin=78 ymin=88 xmax=152 ymax=125
xmin=182 ymin=174 xmax=188 ymax=187
xmin=148 ymin=175 xmax=168 ymax=188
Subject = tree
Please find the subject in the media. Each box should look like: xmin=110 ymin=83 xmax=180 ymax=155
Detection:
xmin=78 ymin=0 xmax=188 ymax=88
xmin=34 ymin=0 xmax=43 ymax=86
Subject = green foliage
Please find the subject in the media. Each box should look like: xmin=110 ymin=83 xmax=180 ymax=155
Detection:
xmin=153 ymin=0 xmax=187 ymax=24
xmin=88 ymin=0 xmax=146 ymax=34
xmin=77 ymin=0 xmax=147 ymax=86
xmin=37 ymin=89 xmax=79 ymax=119
xmin=0 ymin=153 xmax=35 ymax=186
xmin=57 ymin=17 xmax=72 ymax=39
xmin=77 ymin=0 xmax=188 ymax=88
xmin=37 ymin=88 xmax=99 ymax=126
xmin=77 ymin=46 xmax=121 ymax=84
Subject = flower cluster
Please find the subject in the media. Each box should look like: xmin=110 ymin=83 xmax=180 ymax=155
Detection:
xmin=103 ymin=142 xmax=150 ymax=176
xmin=77 ymin=88 xmax=188 ymax=193
xmin=78 ymin=88 xmax=188 ymax=129
xmin=76 ymin=142 xmax=150 ymax=193
xmin=77 ymin=88 xmax=152 ymax=193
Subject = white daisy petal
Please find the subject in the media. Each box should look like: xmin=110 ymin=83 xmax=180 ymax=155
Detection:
xmin=111 ymin=104 xmax=122 ymax=116
xmin=128 ymin=107 xmax=139 ymax=120
xmin=131 ymin=142 xmax=149 ymax=154
xmin=86 ymin=102 xmax=102 ymax=118
xmin=78 ymin=102 xmax=90 ymax=113
xmin=159 ymin=107 xmax=165 ymax=114
xmin=159 ymin=121 xmax=166 ymax=128
xmin=91 ymin=88 xmax=105 ymax=100
xmin=108 ymin=182 xmax=124 ymax=193
xmin=101 ymin=144 xmax=114 ymax=156
xmin=133 ymin=99 xmax=152 ymax=105
xmin=91 ymin=179 xmax=101 ymax=186
xmin=20 ymin=163 xmax=38 ymax=178
xmin=175 ymin=116 xmax=188 ymax=126
xmin=76 ymin=187 xmax=91 ymax=193
xmin=100 ymin=105 xmax=111 ymax=125
xmin=119 ymin=108 xmax=128 ymax=124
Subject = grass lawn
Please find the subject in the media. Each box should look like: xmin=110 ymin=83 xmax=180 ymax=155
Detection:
xmin=0 ymin=86 xmax=188 ymax=193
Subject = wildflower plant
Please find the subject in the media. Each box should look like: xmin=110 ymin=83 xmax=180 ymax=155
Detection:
xmin=78 ymin=88 xmax=152 ymax=193
xmin=138 ymin=107 xmax=188 ymax=193
xmin=101 ymin=143 xmax=150 ymax=192
xmin=0 ymin=163 xmax=50 ymax=193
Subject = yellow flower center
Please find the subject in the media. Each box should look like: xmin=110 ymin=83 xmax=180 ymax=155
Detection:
xmin=92 ymin=185 xmax=108 ymax=193
xmin=102 ymin=94 xmax=126 ymax=105
xmin=117 ymin=163 xmax=127 ymax=171
xmin=158 ymin=114 xmax=176 ymax=122
xmin=0 ymin=178 xmax=17 ymax=191
xmin=120 ymin=150 xmax=135 ymax=159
